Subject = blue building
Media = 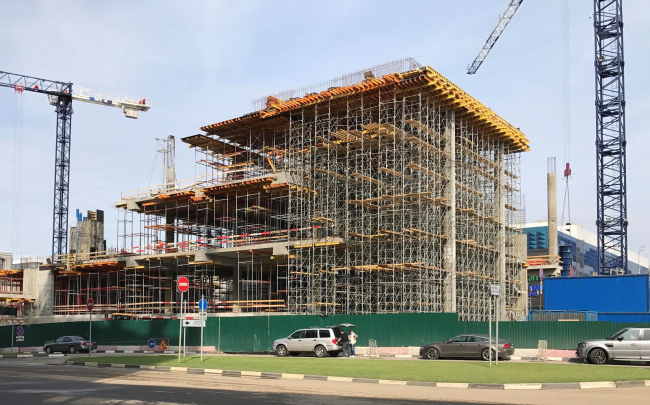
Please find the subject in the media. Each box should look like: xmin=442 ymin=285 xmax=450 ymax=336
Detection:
xmin=524 ymin=221 xmax=648 ymax=276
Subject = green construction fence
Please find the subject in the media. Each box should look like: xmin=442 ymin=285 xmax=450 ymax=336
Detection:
xmin=2 ymin=313 xmax=650 ymax=351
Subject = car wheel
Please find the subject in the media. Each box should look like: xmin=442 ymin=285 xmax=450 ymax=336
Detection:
xmin=481 ymin=348 xmax=496 ymax=361
xmin=45 ymin=346 xmax=52 ymax=354
xmin=425 ymin=347 xmax=440 ymax=360
xmin=328 ymin=351 xmax=340 ymax=357
xmin=275 ymin=345 xmax=289 ymax=357
xmin=290 ymin=352 xmax=300 ymax=357
xmin=314 ymin=345 xmax=327 ymax=358
xmin=589 ymin=348 xmax=608 ymax=365
xmin=69 ymin=346 xmax=76 ymax=354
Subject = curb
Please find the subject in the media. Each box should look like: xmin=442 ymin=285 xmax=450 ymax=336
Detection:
xmin=0 ymin=353 xmax=66 ymax=359
xmin=65 ymin=360 xmax=650 ymax=390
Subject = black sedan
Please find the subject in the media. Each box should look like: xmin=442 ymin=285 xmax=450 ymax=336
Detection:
xmin=44 ymin=336 xmax=97 ymax=354
xmin=420 ymin=334 xmax=514 ymax=361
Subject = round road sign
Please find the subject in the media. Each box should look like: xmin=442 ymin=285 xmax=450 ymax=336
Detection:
xmin=16 ymin=326 xmax=24 ymax=336
xmin=177 ymin=276 xmax=189 ymax=293
xmin=198 ymin=298 xmax=208 ymax=312
xmin=148 ymin=338 xmax=156 ymax=349
xmin=87 ymin=298 xmax=94 ymax=311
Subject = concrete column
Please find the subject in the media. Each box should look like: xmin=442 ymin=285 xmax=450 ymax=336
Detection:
xmin=547 ymin=158 xmax=558 ymax=259
xmin=443 ymin=109 xmax=456 ymax=313
xmin=165 ymin=211 xmax=175 ymax=245
xmin=496 ymin=142 xmax=506 ymax=320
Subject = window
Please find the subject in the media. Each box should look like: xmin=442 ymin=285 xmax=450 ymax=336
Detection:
xmin=641 ymin=330 xmax=650 ymax=341
xmin=305 ymin=330 xmax=317 ymax=339
xmin=63 ymin=337 xmax=72 ymax=342
xmin=319 ymin=330 xmax=331 ymax=338
xmin=55 ymin=337 xmax=63 ymax=343
xmin=290 ymin=330 xmax=305 ymax=339
xmin=449 ymin=336 xmax=468 ymax=343
xmin=467 ymin=336 xmax=481 ymax=343
xmin=619 ymin=329 xmax=640 ymax=341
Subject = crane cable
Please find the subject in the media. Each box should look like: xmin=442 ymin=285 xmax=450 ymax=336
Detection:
xmin=11 ymin=88 xmax=24 ymax=256
xmin=560 ymin=0 xmax=572 ymax=227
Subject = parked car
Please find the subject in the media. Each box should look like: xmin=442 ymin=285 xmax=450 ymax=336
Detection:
xmin=43 ymin=336 xmax=97 ymax=354
xmin=273 ymin=323 xmax=354 ymax=358
xmin=576 ymin=327 xmax=650 ymax=364
xmin=420 ymin=334 xmax=515 ymax=361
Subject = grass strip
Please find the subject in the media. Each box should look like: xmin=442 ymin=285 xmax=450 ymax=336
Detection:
xmin=92 ymin=355 xmax=650 ymax=384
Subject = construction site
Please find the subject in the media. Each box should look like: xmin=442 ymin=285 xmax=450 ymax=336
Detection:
xmin=41 ymin=59 xmax=529 ymax=321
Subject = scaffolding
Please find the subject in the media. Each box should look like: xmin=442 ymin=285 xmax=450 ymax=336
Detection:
xmin=54 ymin=60 xmax=529 ymax=320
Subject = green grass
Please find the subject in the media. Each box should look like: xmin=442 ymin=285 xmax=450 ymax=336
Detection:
xmin=91 ymin=355 xmax=650 ymax=384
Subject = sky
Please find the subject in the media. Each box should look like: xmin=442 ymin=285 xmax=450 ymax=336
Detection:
xmin=1 ymin=1 xmax=650 ymax=260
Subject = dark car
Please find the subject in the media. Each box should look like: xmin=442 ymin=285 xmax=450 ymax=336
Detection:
xmin=420 ymin=334 xmax=515 ymax=361
xmin=43 ymin=336 xmax=97 ymax=354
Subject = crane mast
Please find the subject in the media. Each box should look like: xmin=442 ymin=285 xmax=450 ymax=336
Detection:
xmin=594 ymin=0 xmax=627 ymax=274
xmin=467 ymin=0 xmax=524 ymax=75
xmin=0 ymin=71 xmax=150 ymax=258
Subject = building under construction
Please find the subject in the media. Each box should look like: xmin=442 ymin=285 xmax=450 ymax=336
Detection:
xmin=50 ymin=59 xmax=530 ymax=321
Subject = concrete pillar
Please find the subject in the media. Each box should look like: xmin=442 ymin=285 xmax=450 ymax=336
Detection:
xmin=547 ymin=157 xmax=558 ymax=259
xmin=165 ymin=211 xmax=175 ymax=245
xmin=497 ymin=142 xmax=507 ymax=320
xmin=443 ymin=109 xmax=456 ymax=313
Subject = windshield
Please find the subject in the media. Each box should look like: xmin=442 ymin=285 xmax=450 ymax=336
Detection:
xmin=608 ymin=329 xmax=628 ymax=340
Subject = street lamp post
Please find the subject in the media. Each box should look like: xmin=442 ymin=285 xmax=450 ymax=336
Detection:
xmin=637 ymin=246 xmax=646 ymax=275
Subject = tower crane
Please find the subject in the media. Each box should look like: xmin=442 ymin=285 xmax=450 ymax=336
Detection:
xmin=467 ymin=0 xmax=524 ymax=75
xmin=593 ymin=0 xmax=627 ymax=274
xmin=0 ymin=71 xmax=151 ymax=259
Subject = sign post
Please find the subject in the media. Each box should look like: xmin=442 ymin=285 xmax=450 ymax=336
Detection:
xmin=87 ymin=298 xmax=94 ymax=358
xmin=177 ymin=277 xmax=189 ymax=363
xmin=11 ymin=316 xmax=14 ymax=353
xmin=490 ymin=284 xmax=500 ymax=367
xmin=198 ymin=297 xmax=207 ymax=362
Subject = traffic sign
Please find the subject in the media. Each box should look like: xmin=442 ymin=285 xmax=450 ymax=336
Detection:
xmin=177 ymin=277 xmax=189 ymax=293
xmin=148 ymin=338 xmax=156 ymax=349
xmin=15 ymin=336 xmax=24 ymax=342
xmin=490 ymin=284 xmax=501 ymax=296
xmin=87 ymin=298 xmax=94 ymax=311
xmin=16 ymin=326 xmax=24 ymax=336
xmin=198 ymin=298 xmax=208 ymax=312
xmin=183 ymin=319 xmax=205 ymax=328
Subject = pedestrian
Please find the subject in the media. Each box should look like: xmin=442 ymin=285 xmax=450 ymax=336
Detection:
xmin=336 ymin=329 xmax=351 ymax=357
xmin=349 ymin=329 xmax=358 ymax=358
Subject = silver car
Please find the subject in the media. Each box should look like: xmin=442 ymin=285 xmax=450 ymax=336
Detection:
xmin=273 ymin=324 xmax=352 ymax=358
xmin=577 ymin=328 xmax=650 ymax=364
xmin=420 ymin=334 xmax=515 ymax=361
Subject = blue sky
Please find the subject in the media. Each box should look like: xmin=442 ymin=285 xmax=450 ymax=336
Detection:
xmin=1 ymin=1 xmax=650 ymax=258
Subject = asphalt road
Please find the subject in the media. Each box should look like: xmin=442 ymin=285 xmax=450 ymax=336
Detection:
xmin=0 ymin=358 xmax=494 ymax=405
xmin=1 ymin=356 xmax=648 ymax=405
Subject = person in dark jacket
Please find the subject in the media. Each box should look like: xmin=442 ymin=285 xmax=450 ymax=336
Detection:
xmin=336 ymin=330 xmax=351 ymax=357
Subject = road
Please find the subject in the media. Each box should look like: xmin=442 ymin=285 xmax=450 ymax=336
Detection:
xmin=0 ymin=356 xmax=648 ymax=405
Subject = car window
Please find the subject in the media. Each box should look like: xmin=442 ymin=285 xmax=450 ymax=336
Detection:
xmin=319 ymin=330 xmax=331 ymax=338
xmin=609 ymin=329 xmax=628 ymax=340
xmin=619 ymin=329 xmax=640 ymax=340
xmin=467 ymin=336 xmax=481 ymax=342
xmin=290 ymin=330 xmax=305 ymax=339
xmin=641 ymin=330 xmax=650 ymax=341
xmin=55 ymin=337 xmax=63 ymax=343
xmin=305 ymin=330 xmax=317 ymax=338
xmin=63 ymin=337 xmax=72 ymax=342
xmin=449 ymin=336 xmax=468 ymax=343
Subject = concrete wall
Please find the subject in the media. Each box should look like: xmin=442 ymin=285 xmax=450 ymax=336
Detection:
xmin=69 ymin=210 xmax=105 ymax=254
xmin=0 ymin=253 xmax=12 ymax=270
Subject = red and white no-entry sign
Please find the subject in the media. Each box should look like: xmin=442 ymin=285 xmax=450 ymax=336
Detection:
xmin=177 ymin=276 xmax=189 ymax=293
xmin=87 ymin=298 xmax=94 ymax=311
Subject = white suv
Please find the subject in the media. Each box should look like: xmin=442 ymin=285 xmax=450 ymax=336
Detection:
xmin=273 ymin=327 xmax=343 ymax=357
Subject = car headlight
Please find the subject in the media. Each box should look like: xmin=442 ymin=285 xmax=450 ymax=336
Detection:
xmin=581 ymin=343 xmax=586 ymax=348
